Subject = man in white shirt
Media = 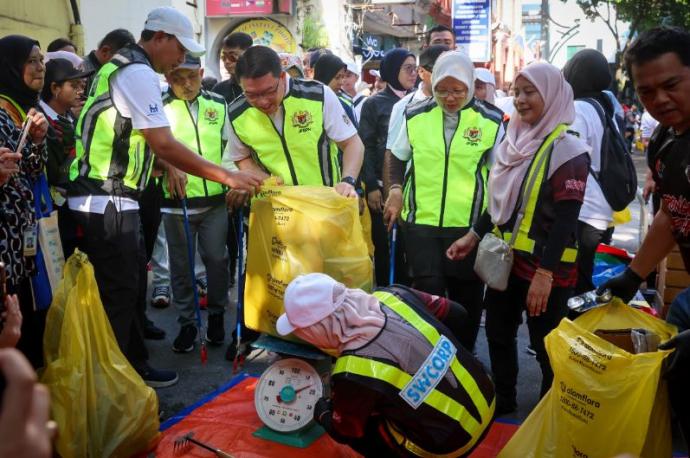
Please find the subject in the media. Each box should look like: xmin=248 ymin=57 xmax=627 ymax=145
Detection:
xmin=226 ymin=46 xmax=363 ymax=205
xmin=67 ymin=7 xmax=262 ymax=387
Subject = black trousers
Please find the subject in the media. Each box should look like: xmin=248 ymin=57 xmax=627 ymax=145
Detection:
xmin=369 ymin=209 xmax=409 ymax=287
xmin=71 ymin=203 xmax=149 ymax=367
xmin=485 ymin=273 xmax=571 ymax=405
xmin=138 ymin=178 xmax=163 ymax=261
xmin=11 ymin=277 xmax=46 ymax=369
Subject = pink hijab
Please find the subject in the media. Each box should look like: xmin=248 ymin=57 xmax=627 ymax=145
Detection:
xmin=488 ymin=62 xmax=587 ymax=225
xmin=293 ymin=282 xmax=385 ymax=355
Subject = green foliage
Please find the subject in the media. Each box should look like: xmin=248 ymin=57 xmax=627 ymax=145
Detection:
xmin=572 ymin=0 xmax=690 ymax=37
xmin=301 ymin=15 xmax=329 ymax=49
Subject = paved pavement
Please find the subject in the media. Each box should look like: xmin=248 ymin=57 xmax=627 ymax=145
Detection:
xmin=145 ymin=149 xmax=689 ymax=452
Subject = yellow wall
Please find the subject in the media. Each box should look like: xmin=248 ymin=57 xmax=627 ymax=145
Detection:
xmin=0 ymin=1 xmax=81 ymax=53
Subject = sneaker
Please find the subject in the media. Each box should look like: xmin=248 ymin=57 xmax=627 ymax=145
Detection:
xmin=151 ymin=286 xmax=170 ymax=309
xmin=206 ymin=314 xmax=225 ymax=345
xmin=196 ymin=277 xmax=208 ymax=297
xmin=137 ymin=365 xmax=179 ymax=388
xmin=172 ymin=324 xmax=197 ymax=353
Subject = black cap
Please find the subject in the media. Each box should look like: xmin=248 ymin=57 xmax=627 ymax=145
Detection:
xmin=45 ymin=58 xmax=94 ymax=84
xmin=419 ymin=45 xmax=450 ymax=71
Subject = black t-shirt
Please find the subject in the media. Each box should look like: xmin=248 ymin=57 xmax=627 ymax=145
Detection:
xmin=648 ymin=126 xmax=690 ymax=271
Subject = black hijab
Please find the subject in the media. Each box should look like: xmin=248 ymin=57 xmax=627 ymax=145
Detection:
xmin=0 ymin=35 xmax=41 ymax=112
xmin=380 ymin=48 xmax=414 ymax=91
xmin=563 ymin=48 xmax=614 ymax=116
xmin=313 ymin=54 xmax=346 ymax=86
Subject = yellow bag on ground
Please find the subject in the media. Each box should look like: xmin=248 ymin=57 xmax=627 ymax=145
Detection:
xmin=499 ymin=299 xmax=676 ymax=458
xmin=41 ymin=250 xmax=160 ymax=458
xmin=245 ymin=185 xmax=373 ymax=337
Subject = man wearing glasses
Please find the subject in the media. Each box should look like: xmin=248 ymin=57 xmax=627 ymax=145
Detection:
xmin=226 ymin=46 xmax=364 ymax=203
xmin=212 ymin=32 xmax=253 ymax=105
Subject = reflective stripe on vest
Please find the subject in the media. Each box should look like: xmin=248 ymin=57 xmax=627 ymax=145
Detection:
xmin=162 ymin=93 xmax=227 ymax=201
xmin=332 ymin=290 xmax=494 ymax=457
xmin=230 ymin=81 xmax=339 ymax=186
xmin=403 ymin=103 xmax=500 ymax=227
xmin=70 ymin=46 xmax=153 ymax=194
xmin=499 ymin=124 xmax=577 ymax=263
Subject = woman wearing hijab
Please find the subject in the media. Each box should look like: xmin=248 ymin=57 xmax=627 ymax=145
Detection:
xmin=359 ymin=48 xmax=416 ymax=287
xmin=314 ymin=54 xmax=357 ymax=126
xmin=0 ymin=35 xmax=49 ymax=367
xmin=562 ymin=49 xmax=617 ymax=294
xmin=447 ymin=62 xmax=591 ymax=414
xmin=474 ymin=68 xmax=497 ymax=105
xmin=277 ymin=273 xmax=495 ymax=457
xmin=385 ymin=51 xmax=504 ymax=353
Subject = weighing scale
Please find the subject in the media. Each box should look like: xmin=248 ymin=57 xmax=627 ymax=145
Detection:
xmin=251 ymin=335 xmax=332 ymax=448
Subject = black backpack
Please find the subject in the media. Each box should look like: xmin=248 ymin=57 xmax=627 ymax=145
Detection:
xmin=583 ymin=98 xmax=637 ymax=211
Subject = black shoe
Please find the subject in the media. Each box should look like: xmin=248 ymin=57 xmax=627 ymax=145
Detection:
xmin=225 ymin=340 xmax=252 ymax=362
xmin=206 ymin=314 xmax=225 ymax=345
xmin=143 ymin=320 xmax=166 ymax=340
xmin=172 ymin=325 xmax=197 ymax=353
xmin=137 ymin=365 xmax=179 ymax=388
xmin=151 ymin=286 xmax=170 ymax=309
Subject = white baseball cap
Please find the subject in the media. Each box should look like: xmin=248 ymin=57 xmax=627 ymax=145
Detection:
xmin=276 ymin=273 xmax=344 ymax=336
xmin=369 ymin=69 xmax=381 ymax=79
xmin=144 ymin=7 xmax=205 ymax=57
xmin=475 ymin=68 xmax=496 ymax=86
xmin=344 ymin=61 xmax=359 ymax=75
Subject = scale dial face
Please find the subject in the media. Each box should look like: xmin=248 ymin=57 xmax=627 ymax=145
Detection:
xmin=255 ymin=358 xmax=324 ymax=432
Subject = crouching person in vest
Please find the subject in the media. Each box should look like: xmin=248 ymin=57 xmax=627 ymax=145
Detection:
xmin=276 ymin=273 xmax=496 ymax=457
xmin=224 ymin=45 xmax=364 ymax=210
xmin=447 ymin=62 xmax=590 ymax=415
xmin=159 ymin=54 xmax=231 ymax=353
xmin=384 ymin=51 xmax=504 ymax=353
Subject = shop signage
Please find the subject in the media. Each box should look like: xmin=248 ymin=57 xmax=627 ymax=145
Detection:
xmin=206 ymin=0 xmax=292 ymax=17
xmin=451 ymin=0 xmax=492 ymax=62
xmin=232 ymin=18 xmax=297 ymax=53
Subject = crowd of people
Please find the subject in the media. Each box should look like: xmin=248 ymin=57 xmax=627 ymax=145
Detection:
xmin=1 ymin=6 xmax=690 ymax=456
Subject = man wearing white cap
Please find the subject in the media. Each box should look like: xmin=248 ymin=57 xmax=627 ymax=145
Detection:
xmin=276 ymin=273 xmax=495 ymax=457
xmin=67 ymin=7 xmax=263 ymax=388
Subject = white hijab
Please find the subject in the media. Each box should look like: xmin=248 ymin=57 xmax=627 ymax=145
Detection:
xmin=431 ymin=51 xmax=475 ymax=113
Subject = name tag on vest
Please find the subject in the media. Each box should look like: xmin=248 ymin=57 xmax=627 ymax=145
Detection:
xmin=399 ymin=335 xmax=457 ymax=409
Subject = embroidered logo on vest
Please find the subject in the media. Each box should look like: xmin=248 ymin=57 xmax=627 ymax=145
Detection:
xmin=292 ymin=110 xmax=313 ymax=133
xmin=204 ymin=107 xmax=219 ymax=124
xmin=463 ymin=127 xmax=482 ymax=145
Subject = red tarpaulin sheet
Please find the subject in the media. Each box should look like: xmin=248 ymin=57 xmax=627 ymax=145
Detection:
xmin=139 ymin=373 xmax=519 ymax=457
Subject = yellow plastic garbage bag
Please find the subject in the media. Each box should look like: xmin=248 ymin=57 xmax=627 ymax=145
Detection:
xmin=41 ymin=250 xmax=160 ymax=458
xmin=245 ymin=184 xmax=373 ymax=338
xmin=499 ymin=299 xmax=676 ymax=458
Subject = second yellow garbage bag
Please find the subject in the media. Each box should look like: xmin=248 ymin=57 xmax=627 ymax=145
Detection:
xmin=245 ymin=185 xmax=373 ymax=337
xmin=499 ymin=299 xmax=676 ymax=458
xmin=41 ymin=251 xmax=160 ymax=458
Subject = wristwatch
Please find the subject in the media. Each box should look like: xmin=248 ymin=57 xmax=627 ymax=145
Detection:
xmin=340 ymin=176 xmax=357 ymax=187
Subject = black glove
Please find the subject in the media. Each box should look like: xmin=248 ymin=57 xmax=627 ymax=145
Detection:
xmin=596 ymin=267 xmax=643 ymax=303
xmin=659 ymin=329 xmax=690 ymax=378
xmin=53 ymin=115 xmax=76 ymax=150
xmin=313 ymin=397 xmax=333 ymax=430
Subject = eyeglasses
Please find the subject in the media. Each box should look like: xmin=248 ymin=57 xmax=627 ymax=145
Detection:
xmin=401 ymin=64 xmax=418 ymax=75
xmin=435 ymin=89 xmax=468 ymax=99
xmin=221 ymin=52 xmax=240 ymax=63
xmin=244 ymin=80 xmax=281 ymax=102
